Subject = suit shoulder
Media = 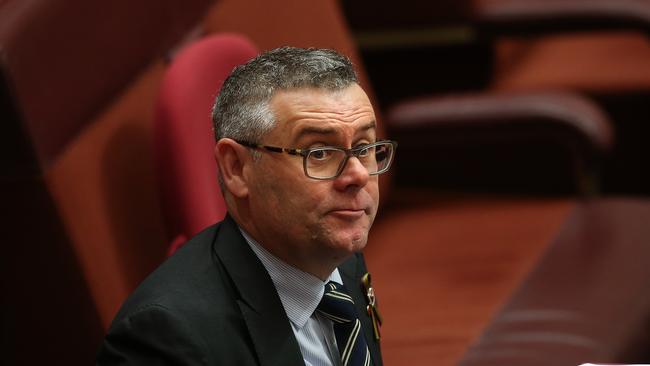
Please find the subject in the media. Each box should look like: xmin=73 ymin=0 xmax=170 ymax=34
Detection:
xmin=100 ymin=220 xmax=262 ymax=364
xmin=110 ymin=222 xmax=239 ymax=324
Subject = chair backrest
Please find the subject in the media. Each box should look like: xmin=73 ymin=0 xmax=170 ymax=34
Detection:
xmin=154 ymin=34 xmax=258 ymax=253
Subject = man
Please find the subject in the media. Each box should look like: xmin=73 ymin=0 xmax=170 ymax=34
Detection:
xmin=97 ymin=47 xmax=396 ymax=365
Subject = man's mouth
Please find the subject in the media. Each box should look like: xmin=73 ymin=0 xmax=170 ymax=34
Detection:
xmin=328 ymin=208 xmax=366 ymax=220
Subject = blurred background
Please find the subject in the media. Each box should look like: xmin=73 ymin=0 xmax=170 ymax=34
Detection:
xmin=2 ymin=0 xmax=649 ymax=365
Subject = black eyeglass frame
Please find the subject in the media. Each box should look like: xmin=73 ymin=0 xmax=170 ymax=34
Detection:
xmin=235 ymin=139 xmax=397 ymax=180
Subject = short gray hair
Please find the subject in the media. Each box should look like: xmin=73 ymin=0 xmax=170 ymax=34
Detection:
xmin=212 ymin=47 xmax=358 ymax=143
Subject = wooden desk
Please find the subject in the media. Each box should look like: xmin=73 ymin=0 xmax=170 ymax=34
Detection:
xmin=366 ymin=194 xmax=574 ymax=365
xmin=459 ymin=198 xmax=650 ymax=366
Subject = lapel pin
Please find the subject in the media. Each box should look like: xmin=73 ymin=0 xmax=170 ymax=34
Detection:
xmin=361 ymin=273 xmax=383 ymax=340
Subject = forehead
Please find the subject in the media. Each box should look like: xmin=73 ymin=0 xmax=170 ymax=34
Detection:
xmin=268 ymin=84 xmax=376 ymax=140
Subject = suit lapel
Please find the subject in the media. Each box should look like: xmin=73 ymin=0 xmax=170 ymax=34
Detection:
xmin=214 ymin=216 xmax=305 ymax=366
xmin=339 ymin=254 xmax=383 ymax=366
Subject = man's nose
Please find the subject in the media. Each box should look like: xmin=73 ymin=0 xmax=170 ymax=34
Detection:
xmin=333 ymin=156 xmax=370 ymax=190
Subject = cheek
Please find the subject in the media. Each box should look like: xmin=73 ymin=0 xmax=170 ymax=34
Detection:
xmin=255 ymin=173 xmax=318 ymax=219
xmin=367 ymin=181 xmax=380 ymax=207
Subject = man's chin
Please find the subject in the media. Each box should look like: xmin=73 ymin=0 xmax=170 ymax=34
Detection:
xmin=331 ymin=230 xmax=368 ymax=253
xmin=316 ymin=216 xmax=371 ymax=253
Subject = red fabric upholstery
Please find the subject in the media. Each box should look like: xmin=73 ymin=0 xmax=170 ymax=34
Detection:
xmin=154 ymin=34 xmax=258 ymax=251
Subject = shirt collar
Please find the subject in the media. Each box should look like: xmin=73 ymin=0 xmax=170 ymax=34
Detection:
xmin=240 ymin=228 xmax=342 ymax=329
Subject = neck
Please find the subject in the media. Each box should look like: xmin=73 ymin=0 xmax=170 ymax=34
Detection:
xmin=245 ymin=226 xmax=343 ymax=280
xmin=227 ymin=197 xmax=352 ymax=280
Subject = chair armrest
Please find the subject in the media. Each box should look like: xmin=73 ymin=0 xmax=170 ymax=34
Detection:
xmin=388 ymin=91 xmax=613 ymax=153
xmin=387 ymin=91 xmax=613 ymax=194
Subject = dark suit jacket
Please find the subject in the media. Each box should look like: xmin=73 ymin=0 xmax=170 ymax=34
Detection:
xmin=97 ymin=215 xmax=383 ymax=366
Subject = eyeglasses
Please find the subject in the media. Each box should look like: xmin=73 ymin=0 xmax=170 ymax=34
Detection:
xmin=236 ymin=139 xmax=397 ymax=180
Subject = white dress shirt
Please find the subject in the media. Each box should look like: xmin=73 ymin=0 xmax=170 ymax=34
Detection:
xmin=240 ymin=228 xmax=342 ymax=366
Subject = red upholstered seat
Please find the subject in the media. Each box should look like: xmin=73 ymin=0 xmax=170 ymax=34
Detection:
xmin=153 ymin=34 xmax=258 ymax=253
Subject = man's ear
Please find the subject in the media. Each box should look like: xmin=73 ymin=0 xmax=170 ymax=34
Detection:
xmin=215 ymin=138 xmax=250 ymax=198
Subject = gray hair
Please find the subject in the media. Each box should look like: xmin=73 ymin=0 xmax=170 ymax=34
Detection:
xmin=212 ymin=47 xmax=359 ymax=144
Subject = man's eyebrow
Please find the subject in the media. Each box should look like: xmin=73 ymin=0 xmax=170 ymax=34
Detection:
xmin=359 ymin=120 xmax=377 ymax=133
xmin=296 ymin=125 xmax=337 ymax=138
xmin=295 ymin=121 xmax=377 ymax=139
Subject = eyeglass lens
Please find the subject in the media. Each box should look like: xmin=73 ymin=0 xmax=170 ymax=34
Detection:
xmin=305 ymin=142 xmax=394 ymax=179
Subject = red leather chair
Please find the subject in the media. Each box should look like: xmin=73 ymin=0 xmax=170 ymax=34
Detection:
xmin=154 ymin=33 xmax=258 ymax=253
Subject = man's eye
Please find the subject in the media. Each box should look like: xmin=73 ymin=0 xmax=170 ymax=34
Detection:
xmin=310 ymin=149 xmax=331 ymax=161
xmin=357 ymin=147 xmax=370 ymax=157
xmin=355 ymin=143 xmax=374 ymax=158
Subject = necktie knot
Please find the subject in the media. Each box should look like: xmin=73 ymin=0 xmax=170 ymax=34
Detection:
xmin=317 ymin=281 xmax=357 ymax=324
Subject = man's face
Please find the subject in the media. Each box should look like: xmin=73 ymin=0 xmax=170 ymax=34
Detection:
xmin=245 ymin=84 xmax=379 ymax=274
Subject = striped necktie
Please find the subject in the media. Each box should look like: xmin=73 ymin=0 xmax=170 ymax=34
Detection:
xmin=317 ymin=281 xmax=371 ymax=366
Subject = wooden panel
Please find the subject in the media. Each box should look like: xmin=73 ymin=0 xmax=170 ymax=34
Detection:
xmin=46 ymin=63 xmax=168 ymax=328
